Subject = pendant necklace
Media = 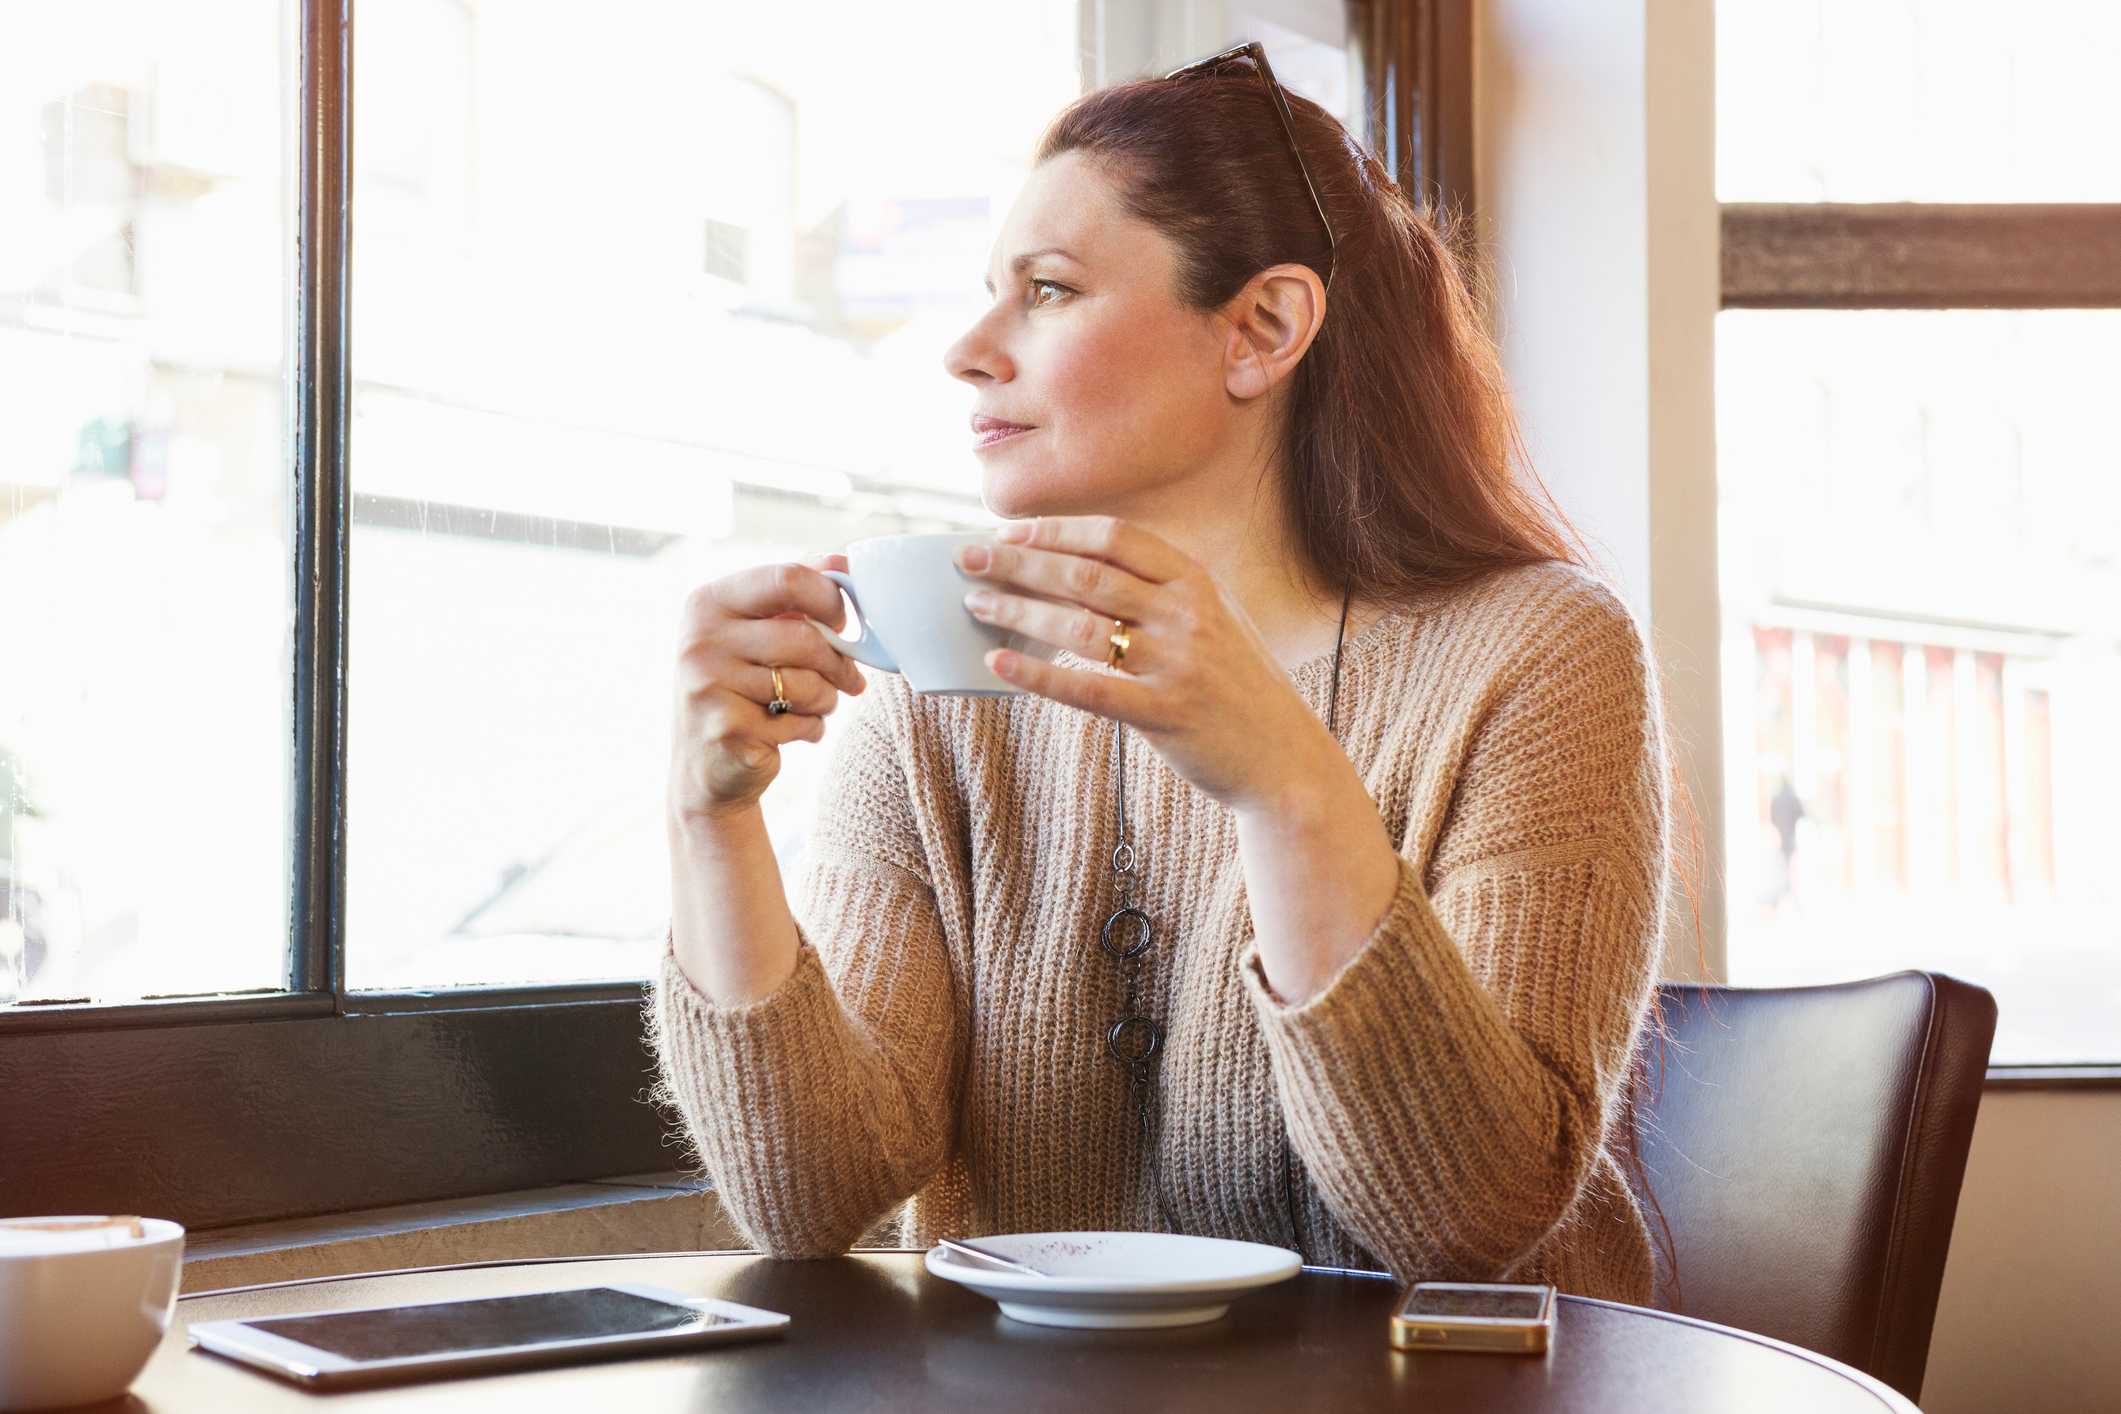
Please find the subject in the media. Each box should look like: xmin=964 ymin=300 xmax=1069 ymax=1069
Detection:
xmin=1100 ymin=583 xmax=1354 ymax=1261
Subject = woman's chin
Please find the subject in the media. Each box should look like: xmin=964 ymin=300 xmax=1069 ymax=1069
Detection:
xmin=980 ymin=471 xmax=1081 ymax=521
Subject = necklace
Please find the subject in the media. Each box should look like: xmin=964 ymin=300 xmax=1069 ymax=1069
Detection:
xmin=1102 ymin=584 xmax=1354 ymax=1261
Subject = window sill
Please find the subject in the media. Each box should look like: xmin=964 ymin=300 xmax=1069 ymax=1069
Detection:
xmin=1985 ymin=1065 xmax=2121 ymax=1090
xmin=179 ymin=1172 xmax=742 ymax=1296
xmin=165 ymin=1070 xmax=2116 ymax=1296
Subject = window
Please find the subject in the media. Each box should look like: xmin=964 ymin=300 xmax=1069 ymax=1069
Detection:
xmin=1717 ymin=1 xmax=2121 ymax=203
xmin=341 ymin=2 xmax=1373 ymax=992
xmin=1716 ymin=1 xmax=2121 ymax=1067
xmin=2 ymin=0 xmax=1399 ymax=1227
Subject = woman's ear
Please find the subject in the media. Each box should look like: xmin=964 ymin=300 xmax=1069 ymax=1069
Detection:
xmin=1220 ymin=263 xmax=1327 ymax=402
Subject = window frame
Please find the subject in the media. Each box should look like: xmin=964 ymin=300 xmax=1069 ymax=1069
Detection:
xmin=1 ymin=0 xmax=1478 ymax=1229
xmin=1722 ymin=203 xmax=2121 ymax=309
xmin=1349 ymin=0 xmax=1474 ymax=216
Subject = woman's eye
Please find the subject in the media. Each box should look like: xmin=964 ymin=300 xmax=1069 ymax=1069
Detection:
xmin=1029 ymin=279 xmax=1072 ymax=307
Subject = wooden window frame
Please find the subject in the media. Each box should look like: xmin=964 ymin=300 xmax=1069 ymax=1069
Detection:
xmin=1350 ymin=0 xmax=1474 ymax=217
xmin=1723 ymin=203 xmax=2121 ymax=309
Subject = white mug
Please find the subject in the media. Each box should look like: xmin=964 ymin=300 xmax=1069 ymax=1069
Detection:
xmin=0 ymin=1216 xmax=185 ymax=1409
xmin=808 ymin=532 xmax=1063 ymax=695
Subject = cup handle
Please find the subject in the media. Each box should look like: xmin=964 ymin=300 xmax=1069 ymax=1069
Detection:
xmin=808 ymin=570 xmax=900 ymax=674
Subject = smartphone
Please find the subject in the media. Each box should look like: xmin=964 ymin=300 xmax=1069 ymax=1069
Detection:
xmin=189 ymin=1283 xmax=788 ymax=1389
xmin=1389 ymin=1281 xmax=1556 ymax=1354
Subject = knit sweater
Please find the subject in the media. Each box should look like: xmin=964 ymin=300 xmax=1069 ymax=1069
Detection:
xmin=647 ymin=558 xmax=1673 ymax=1302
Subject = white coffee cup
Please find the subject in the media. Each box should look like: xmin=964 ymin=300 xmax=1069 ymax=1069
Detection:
xmin=0 ymin=1216 xmax=185 ymax=1410
xmin=808 ymin=532 xmax=1063 ymax=695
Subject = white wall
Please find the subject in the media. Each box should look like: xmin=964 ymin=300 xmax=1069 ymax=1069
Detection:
xmin=1472 ymin=0 xmax=1726 ymax=983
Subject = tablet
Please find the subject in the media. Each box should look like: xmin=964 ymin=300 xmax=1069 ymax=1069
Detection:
xmin=188 ymin=1282 xmax=789 ymax=1389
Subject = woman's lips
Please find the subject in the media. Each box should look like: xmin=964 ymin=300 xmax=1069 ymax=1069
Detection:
xmin=974 ymin=424 xmax=1034 ymax=451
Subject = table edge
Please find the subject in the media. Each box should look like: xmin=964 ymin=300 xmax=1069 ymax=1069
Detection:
xmin=178 ymin=1248 xmax=1917 ymax=1413
xmin=1558 ymin=1295 xmax=1919 ymax=1414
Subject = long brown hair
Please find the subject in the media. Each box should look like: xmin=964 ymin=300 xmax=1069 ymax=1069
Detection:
xmin=1039 ymin=65 xmax=1702 ymax=1305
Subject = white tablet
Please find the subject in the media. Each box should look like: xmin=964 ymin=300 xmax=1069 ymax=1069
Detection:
xmin=188 ymin=1281 xmax=788 ymax=1389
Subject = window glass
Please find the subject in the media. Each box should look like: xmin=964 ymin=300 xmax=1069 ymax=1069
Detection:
xmin=345 ymin=2 xmax=1081 ymax=989
xmin=1717 ymin=309 xmax=2121 ymax=1064
xmin=1717 ymin=0 xmax=2121 ymax=202
xmin=0 ymin=1 xmax=291 ymax=1005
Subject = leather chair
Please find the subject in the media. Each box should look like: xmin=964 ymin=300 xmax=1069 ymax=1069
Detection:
xmin=1630 ymin=970 xmax=1996 ymax=1403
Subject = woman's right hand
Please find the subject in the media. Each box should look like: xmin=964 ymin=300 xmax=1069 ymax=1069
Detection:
xmin=669 ymin=553 xmax=868 ymax=826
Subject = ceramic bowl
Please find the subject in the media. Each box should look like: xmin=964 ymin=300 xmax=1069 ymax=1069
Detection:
xmin=0 ymin=1216 xmax=186 ymax=1410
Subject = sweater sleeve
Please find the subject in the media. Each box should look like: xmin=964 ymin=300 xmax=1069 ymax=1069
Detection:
xmin=644 ymin=694 xmax=962 ymax=1258
xmin=1236 ymin=580 xmax=1670 ymax=1282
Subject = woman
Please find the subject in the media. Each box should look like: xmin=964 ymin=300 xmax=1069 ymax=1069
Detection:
xmin=650 ymin=52 xmax=1677 ymax=1305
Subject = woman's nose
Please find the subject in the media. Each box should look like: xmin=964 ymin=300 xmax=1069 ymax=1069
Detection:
xmin=943 ymin=315 xmax=1013 ymax=386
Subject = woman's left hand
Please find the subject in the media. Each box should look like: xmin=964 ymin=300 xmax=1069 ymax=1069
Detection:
xmin=956 ymin=515 xmax=1336 ymax=815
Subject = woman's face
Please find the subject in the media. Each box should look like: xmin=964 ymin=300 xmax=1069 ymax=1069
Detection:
xmin=944 ymin=151 xmax=1232 ymax=519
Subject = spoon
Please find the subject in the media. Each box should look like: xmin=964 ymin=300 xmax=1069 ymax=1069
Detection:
xmin=937 ymin=1236 xmax=1051 ymax=1277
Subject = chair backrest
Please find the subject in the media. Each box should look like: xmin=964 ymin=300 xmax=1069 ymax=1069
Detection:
xmin=1631 ymin=970 xmax=1995 ymax=1403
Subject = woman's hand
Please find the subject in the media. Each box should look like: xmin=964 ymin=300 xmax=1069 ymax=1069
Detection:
xmin=669 ymin=552 xmax=868 ymax=827
xmin=956 ymin=515 xmax=1334 ymax=815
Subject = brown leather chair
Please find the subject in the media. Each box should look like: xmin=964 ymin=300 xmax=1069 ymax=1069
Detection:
xmin=1630 ymin=970 xmax=1996 ymax=1403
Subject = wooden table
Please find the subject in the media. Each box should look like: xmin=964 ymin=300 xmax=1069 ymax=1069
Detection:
xmin=124 ymin=1250 xmax=1921 ymax=1411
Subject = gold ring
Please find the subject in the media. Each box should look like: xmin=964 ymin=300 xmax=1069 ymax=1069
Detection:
xmin=1105 ymin=620 xmax=1130 ymax=670
xmin=767 ymin=665 xmax=792 ymax=715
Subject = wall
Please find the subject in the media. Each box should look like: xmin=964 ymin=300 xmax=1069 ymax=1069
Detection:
xmin=1472 ymin=0 xmax=1725 ymax=983
xmin=1922 ymin=1089 xmax=2121 ymax=1414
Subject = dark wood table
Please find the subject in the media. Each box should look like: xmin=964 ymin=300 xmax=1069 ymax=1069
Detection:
xmin=122 ymin=1250 xmax=1921 ymax=1411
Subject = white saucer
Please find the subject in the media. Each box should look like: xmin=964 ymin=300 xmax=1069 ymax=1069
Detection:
xmin=924 ymin=1231 xmax=1301 ymax=1329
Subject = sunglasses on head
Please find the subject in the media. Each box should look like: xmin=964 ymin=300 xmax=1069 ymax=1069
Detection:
xmin=1163 ymin=40 xmax=1339 ymax=290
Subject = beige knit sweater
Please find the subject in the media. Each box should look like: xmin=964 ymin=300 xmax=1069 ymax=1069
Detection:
xmin=647 ymin=558 xmax=1672 ymax=1302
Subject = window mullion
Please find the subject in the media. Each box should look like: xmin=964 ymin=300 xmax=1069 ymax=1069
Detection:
xmin=1722 ymin=202 xmax=2121 ymax=309
xmin=290 ymin=0 xmax=352 ymax=1008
